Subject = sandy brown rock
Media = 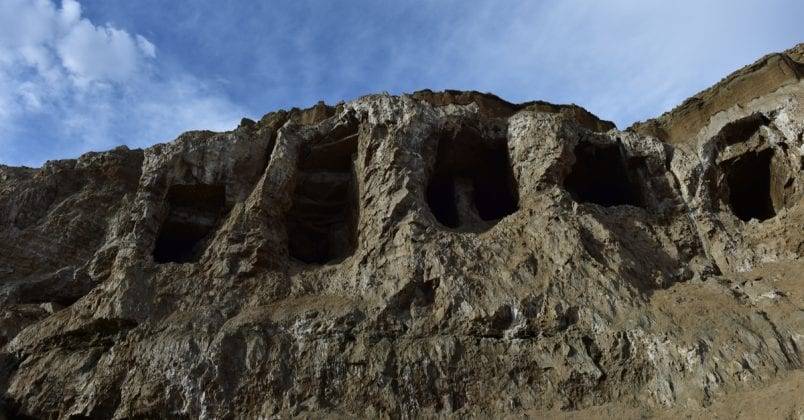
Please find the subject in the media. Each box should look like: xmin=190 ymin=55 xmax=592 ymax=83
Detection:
xmin=630 ymin=43 xmax=804 ymax=147
xmin=0 ymin=46 xmax=802 ymax=419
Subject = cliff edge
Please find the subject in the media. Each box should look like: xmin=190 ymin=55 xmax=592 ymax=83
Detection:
xmin=1 ymin=45 xmax=803 ymax=418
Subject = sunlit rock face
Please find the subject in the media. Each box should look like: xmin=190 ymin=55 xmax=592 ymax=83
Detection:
xmin=1 ymin=44 xmax=803 ymax=418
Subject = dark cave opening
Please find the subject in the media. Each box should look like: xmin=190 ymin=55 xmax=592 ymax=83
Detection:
xmin=564 ymin=141 xmax=643 ymax=207
xmin=722 ymin=149 xmax=776 ymax=222
xmin=153 ymin=184 xmax=226 ymax=264
xmin=426 ymin=176 xmax=459 ymax=228
xmin=715 ymin=113 xmax=770 ymax=147
xmin=474 ymin=147 xmax=521 ymax=221
xmin=426 ymin=126 xmax=519 ymax=229
xmin=287 ymin=131 xmax=359 ymax=264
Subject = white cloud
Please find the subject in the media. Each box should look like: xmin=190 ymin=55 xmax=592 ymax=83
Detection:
xmin=59 ymin=0 xmax=81 ymax=24
xmin=56 ymin=21 xmax=145 ymax=84
xmin=0 ymin=0 xmax=56 ymax=49
xmin=136 ymin=35 xmax=156 ymax=59
xmin=0 ymin=0 xmax=243 ymax=166
xmin=0 ymin=0 xmax=152 ymax=83
xmin=412 ymin=0 xmax=802 ymax=128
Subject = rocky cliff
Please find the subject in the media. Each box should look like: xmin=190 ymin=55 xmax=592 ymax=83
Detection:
xmin=1 ymin=44 xmax=803 ymax=419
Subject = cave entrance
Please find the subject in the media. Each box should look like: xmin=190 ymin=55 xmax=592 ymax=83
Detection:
xmin=722 ymin=149 xmax=776 ymax=221
xmin=564 ymin=141 xmax=643 ymax=207
xmin=287 ymin=130 xmax=359 ymax=264
xmin=426 ymin=126 xmax=519 ymax=230
xmin=153 ymin=184 xmax=226 ymax=264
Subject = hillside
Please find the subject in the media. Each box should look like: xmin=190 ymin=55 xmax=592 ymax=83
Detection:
xmin=1 ymin=45 xmax=803 ymax=418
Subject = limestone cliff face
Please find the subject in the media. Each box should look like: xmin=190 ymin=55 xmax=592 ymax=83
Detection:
xmin=0 ymin=45 xmax=803 ymax=419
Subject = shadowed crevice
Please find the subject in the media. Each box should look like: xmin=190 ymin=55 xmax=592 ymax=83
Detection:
xmin=153 ymin=184 xmax=227 ymax=263
xmin=287 ymin=130 xmax=360 ymax=264
xmin=564 ymin=141 xmax=644 ymax=208
xmin=426 ymin=126 xmax=519 ymax=230
xmin=722 ymin=149 xmax=776 ymax=222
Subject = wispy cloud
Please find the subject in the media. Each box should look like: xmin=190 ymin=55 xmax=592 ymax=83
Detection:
xmin=0 ymin=0 xmax=243 ymax=167
xmin=200 ymin=0 xmax=800 ymax=127
xmin=343 ymin=0 xmax=801 ymax=127
xmin=0 ymin=0 xmax=801 ymax=166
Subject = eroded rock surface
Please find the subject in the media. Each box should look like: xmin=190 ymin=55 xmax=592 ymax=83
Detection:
xmin=1 ymin=45 xmax=803 ymax=418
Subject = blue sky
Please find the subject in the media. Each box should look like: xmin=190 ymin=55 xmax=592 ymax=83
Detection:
xmin=1 ymin=1 xmax=802 ymax=167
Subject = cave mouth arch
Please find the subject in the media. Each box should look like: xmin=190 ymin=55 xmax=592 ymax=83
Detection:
xmin=564 ymin=141 xmax=644 ymax=208
xmin=722 ymin=148 xmax=776 ymax=222
xmin=425 ymin=126 xmax=519 ymax=230
xmin=287 ymin=129 xmax=360 ymax=264
xmin=153 ymin=184 xmax=227 ymax=264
